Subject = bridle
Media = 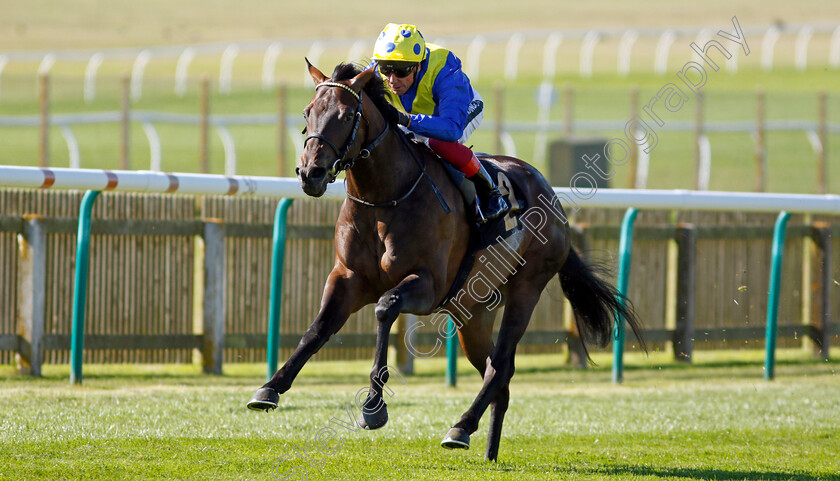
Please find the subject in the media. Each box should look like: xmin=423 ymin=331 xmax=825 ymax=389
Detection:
xmin=303 ymin=79 xmax=450 ymax=211
xmin=303 ymin=81 xmax=388 ymax=183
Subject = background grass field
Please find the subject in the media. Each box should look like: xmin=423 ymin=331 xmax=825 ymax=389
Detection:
xmin=4 ymin=0 xmax=840 ymax=50
xmin=1 ymin=0 xmax=839 ymax=193
xmin=0 ymin=351 xmax=838 ymax=480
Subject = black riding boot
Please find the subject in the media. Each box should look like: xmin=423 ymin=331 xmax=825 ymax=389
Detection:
xmin=469 ymin=165 xmax=509 ymax=223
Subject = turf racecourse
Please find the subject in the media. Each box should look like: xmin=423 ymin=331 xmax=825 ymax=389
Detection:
xmin=0 ymin=350 xmax=837 ymax=480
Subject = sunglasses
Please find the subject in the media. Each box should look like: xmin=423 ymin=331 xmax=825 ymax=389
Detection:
xmin=378 ymin=64 xmax=416 ymax=78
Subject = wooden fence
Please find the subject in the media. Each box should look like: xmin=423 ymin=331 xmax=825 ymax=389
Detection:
xmin=1 ymin=190 xmax=837 ymax=372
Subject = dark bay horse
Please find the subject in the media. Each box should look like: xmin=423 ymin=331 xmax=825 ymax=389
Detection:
xmin=247 ymin=61 xmax=644 ymax=461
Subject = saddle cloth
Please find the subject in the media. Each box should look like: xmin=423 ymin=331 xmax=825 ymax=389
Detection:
xmin=436 ymin=155 xmax=528 ymax=309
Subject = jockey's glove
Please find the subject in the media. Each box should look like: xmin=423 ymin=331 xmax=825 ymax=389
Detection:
xmin=396 ymin=111 xmax=411 ymax=127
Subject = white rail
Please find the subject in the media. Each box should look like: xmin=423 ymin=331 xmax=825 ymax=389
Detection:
xmin=617 ymin=30 xmax=638 ymax=77
xmin=6 ymin=23 xmax=838 ymax=63
xmin=0 ymin=166 xmax=343 ymax=200
xmin=654 ymin=29 xmax=675 ymax=75
xmin=129 ymin=50 xmax=151 ymax=101
xmin=2 ymin=111 xmax=839 ymax=135
xmin=579 ymin=31 xmax=600 ymax=78
xmin=504 ymin=34 xmax=524 ymax=81
xmin=1 ymin=166 xmax=838 ymax=215
xmin=219 ymin=44 xmax=240 ymax=94
xmin=4 ymin=22 xmax=839 ymax=97
xmin=466 ymin=36 xmax=487 ymax=82
xmin=83 ymin=53 xmax=104 ymax=103
xmin=261 ymin=42 xmax=283 ymax=91
xmin=174 ymin=48 xmax=195 ymax=97
xmin=541 ymin=33 xmax=563 ymax=80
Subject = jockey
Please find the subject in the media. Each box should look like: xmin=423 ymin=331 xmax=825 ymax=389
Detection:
xmin=370 ymin=23 xmax=509 ymax=223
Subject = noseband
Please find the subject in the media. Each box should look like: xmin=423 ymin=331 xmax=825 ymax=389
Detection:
xmin=303 ymin=81 xmax=388 ymax=182
xmin=303 ymin=79 xmax=450 ymax=211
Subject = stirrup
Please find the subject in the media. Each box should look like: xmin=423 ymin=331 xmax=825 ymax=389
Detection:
xmin=476 ymin=202 xmax=488 ymax=223
xmin=475 ymin=196 xmax=508 ymax=224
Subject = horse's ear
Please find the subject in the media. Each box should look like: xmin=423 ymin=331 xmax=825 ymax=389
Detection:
xmin=306 ymin=58 xmax=327 ymax=84
xmin=348 ymin=67 xmax=376 ymax=91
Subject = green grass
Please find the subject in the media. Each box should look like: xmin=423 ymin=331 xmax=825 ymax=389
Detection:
xmin=1 ymin=350 xmax=838 ymax=480
xmin=1 ymin=69 xmax=839 ymax=194
xmin=5 ymin=0 xmax=840 ymax=51
xmin=0 ymin=0 xmax=840 ymax=193
xmin=2 ymin=1 xmax=840 ymax=194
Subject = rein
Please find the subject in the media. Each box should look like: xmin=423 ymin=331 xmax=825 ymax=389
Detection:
xmin=305 ymin=80 xmax=449 ymax=211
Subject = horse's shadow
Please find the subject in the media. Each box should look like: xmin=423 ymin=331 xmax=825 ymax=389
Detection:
xmin=577 ymin=463 xmax=838 ymax=481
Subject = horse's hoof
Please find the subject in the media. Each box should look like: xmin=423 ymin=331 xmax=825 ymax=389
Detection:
xmin=357 ymin=402 xmax=388 ymax=430
xmin=441 ymin=427 xmax=470 ymax=449
xmin=246 ymin=387 xmax=279 ymax=411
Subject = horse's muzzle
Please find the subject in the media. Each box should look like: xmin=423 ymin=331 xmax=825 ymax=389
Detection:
xmin=296 ymin=165 xmax=328 ymax=197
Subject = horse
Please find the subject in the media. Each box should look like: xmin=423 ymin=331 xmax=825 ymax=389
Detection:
xmin=247 ymin=60 xmax=645 ymax=461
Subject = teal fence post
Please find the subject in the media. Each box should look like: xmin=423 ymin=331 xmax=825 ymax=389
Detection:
xmin=70 ymin=190 xmax=101 ymax=385
xmin=764 ymin=211 xmax=791 ymax=381
xmin=612 ymin=207 xmax=639 ymax=384
xmin=266 ymin=198 xmax=294 ymax=382
xmin=446 ymin=317 xmax=458 ymax=387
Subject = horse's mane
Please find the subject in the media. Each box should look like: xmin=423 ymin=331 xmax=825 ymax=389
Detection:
xmin=331 ymin=62 xmax=402 ymax=128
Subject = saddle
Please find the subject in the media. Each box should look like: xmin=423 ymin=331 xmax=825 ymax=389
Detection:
xmin=406 ymin=135 xmax=527 ymax=309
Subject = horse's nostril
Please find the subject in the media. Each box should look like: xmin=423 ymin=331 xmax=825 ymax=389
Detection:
xmin=295 ymin=167 xmax=301 ymax=177
xmin=310 ymin=167 xmax=327 ymax=180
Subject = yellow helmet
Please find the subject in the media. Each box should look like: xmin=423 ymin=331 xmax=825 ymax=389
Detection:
xmin=372 ymin=23 xmax=426 ymax=63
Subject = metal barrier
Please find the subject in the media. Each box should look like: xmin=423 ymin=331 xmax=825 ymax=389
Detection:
xmin=609 ymin=208 xmax=803 ymax=383
xmin=764 ymin=211 xmax=792 ymax=381
xmin=612 ymin=207 xmax=638 ymax=384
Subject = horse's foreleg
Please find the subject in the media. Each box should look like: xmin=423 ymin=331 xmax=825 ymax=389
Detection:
xmin=357 ymin=272 xmax=435 ymax=429
xmin=247 ymin=267 xmax=369 ymax=411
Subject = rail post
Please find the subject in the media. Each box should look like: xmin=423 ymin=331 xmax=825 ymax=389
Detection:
xmin=396 ymin=314 xmax=417 ymax=375
xmin=816 ymin=90 xmax=827 ymax=195
xmin=266 ymin=198 xmax=293 ymax=381
xmin=612 ymin=207 xmax=639 ymax=384
xmin=764 ymin=211 xmax=791 ymax=381
xmin=121 ymin=75 xmax=131 ymax=170
xmin=199 ymin=76 xmax=210 ymax=173
xmin=17 ymin=215 xmax=46 ymax=376
xmin=202 ymin=219 xmax=226 ymax=375
xmin=694 ymin=94 xmax=704 ymax=190
xmin=627 ymin=86 xmax=640 ymax=189
xmin=755 ymin=89 xmax=767 ymax=192
xmin=446 ymin=316 xmax=458 ymax=387
xmin=70 ymin=190 xmax=101 ymax=384
xmin=277 ymin=83 xmax=288 ymax=177
xmin=811 ymin=222 xmax=832 ymax=360
xmin=674 ymin=223 xmax=697 ymax=362
xmin=494 ymin=82 xmax=504 ymax=156
xmin=563 ymin=83 xmax=574 ymax=138
xmin=39 ymin=74 xmax=49 ymax=168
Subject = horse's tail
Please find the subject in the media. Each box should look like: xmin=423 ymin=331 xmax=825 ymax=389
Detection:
xmin=558 ymin=247 xmax=646 ymax=362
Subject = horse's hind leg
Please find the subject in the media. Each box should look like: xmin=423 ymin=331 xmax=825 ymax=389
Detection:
xmin=442 ymin=307 xmax=511 ymax=461
xmin=485 ymin=363 xmax=512 ymax=461
xmin=441 ymin=308 xmax=495 ymax=449
xmin=358 ymin=271 xmax=436 ymax=430
xmin=443 ymin=285 xmax=541 ymax=461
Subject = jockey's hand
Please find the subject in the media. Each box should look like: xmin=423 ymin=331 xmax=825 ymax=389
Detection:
xmin=396 ymin=111 xmax=411 ymax=127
